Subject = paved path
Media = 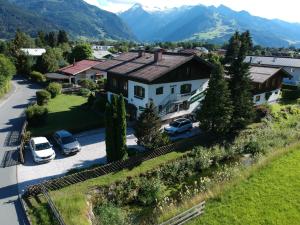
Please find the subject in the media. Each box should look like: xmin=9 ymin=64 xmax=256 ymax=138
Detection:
xmin=0 ymin=76 xmax=39 ymax=225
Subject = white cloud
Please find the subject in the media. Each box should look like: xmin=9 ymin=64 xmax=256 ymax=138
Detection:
xmin=84 ymin=0 xmax=300 ymax=23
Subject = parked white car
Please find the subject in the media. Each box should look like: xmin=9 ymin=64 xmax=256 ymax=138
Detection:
xmin=164 ymin=118 xmax=193 ymax=135
xmin=29 ymin=137 xmax=56 ymax=163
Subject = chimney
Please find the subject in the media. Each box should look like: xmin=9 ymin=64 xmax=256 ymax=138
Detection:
xmin=154 ymin=47 xmax=163 ymax=62
xmin=138 ymin=46 xmax=145 ymax=57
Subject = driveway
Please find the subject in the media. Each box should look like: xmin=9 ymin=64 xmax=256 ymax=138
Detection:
xmin=0 ymin=76 xmax=40 ymax=225
xmin=18 ymin=128 xmax=139 ymax=193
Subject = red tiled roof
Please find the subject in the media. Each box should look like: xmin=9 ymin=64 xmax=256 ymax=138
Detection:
xmin=58 ymin=60 xmax=101 ymax=76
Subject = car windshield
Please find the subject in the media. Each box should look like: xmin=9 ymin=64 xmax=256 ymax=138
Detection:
xmin=35 ymin=142 xmax=51 ymax=151
xmin=61 ymin=136 xmax=76 ymax=144
xmin=170 ymin=121 xmax=180 ymax=127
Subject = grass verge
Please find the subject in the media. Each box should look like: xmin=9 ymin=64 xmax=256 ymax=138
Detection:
xmin=26 ymin=151 xmax=186 ymax=225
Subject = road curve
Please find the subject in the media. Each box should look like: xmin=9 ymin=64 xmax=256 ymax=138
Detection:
xmin=0 ymin=76 xmax=39 ymax=225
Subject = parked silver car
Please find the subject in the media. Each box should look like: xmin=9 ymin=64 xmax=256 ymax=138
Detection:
xmin=164 ymin=118 xmax=193 ymax=135
xmin=53 ymin=130 xmax=81 ymax=155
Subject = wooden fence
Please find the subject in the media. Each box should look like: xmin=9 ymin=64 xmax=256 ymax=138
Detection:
xmin=159 ymin=201 xmax=206 ymax=225
xmin=24 ymin=134 xmax=207 ymax=197
xmin=19 ymin=121 xmax=28 ymax=164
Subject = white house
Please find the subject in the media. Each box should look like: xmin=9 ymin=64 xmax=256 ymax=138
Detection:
xmin=245 ymin=56 xmax=300 ymax=86
xmin=20 ymin=48 xmax=46 ymax=57
xmin=249 ymin=66 xmax=290 ymax=106
xmin=95 ymin=50 xmax=213 ymax=120
xmin=57 ymin=60 xmax=104 ymax=84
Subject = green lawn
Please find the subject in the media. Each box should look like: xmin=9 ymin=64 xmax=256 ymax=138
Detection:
xmin=190 ymin=145 xmax=300 ymax=225
xmin=30 ymin=94 xmax=104 ymax=136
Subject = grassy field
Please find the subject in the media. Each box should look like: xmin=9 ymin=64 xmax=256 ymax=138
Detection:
xmin=30 ymin=94 xmax=104 ymax=136
xmin=189 ymin=145 xmax=300 ymax=225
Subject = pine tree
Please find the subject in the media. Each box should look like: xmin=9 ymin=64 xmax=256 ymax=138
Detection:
xmin=228 ymin=31 xmax=255 ymax=130
xmin=197 ymin=61 xmax=233 ymax=136
xmin=116 ymin=95 xmax=127 ymax=160
xmin=57 ymin=30 xmax=69 ymax=44
xmin=105 ymin=103 xmax=114 ymax=163
xmin=224 ymin=31 xmax=241 ymax=65
xmin=134 ymin=102 xmax=169 ymax=150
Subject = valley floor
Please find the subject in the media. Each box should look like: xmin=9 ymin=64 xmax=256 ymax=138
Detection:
xmin=189 ymin=145 xmax=300 ymax=225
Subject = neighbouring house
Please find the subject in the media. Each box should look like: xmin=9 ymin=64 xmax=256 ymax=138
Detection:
xmin=20 ymin=48 xmax=46 ymax=57
xmin=250 ymin=65 xmax=291 ymax=105
xmin=178 ymin=49 xmax=202 ymax=56
xmin=94 ymin=49 xmax=213 ymax=120
xmin=245 ymin=56 xmax=300 ymax=86
xmin=57 ymin=60 xmax=104 ymax=84
xmin=92 ymin=45 xmax=113 ymax=51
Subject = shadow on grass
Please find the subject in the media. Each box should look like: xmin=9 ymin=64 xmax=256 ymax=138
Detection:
xmin=30 ymin=104 xmax=104 ymax=137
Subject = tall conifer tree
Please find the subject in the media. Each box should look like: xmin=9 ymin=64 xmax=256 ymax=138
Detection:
xmin=228 ymin=31 xmax=255 ymax=130
xmin=117 ymin=95 xmax=127 ymax=160
xmin=197 ymin=61 xmax=233 ymax=136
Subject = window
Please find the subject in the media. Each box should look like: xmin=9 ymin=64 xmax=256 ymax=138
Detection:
xmin=112 ymin=78 xmax=117 ymax=88
xmin=123 ymin=81 xmax=128 ymax=91
xmin=156 ymin=87 xmax=163 ymax=95
xmin=186 ymin=67 xmax=191 ymax=76
xmin=255 ymin=95 xmax=261 ymax=102
xmin=180 ymin=84 xmax=192 ymax=94
xmin=134 ymin=86 xmax=145 ymax=99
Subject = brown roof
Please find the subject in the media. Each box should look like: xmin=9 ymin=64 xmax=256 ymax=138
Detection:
xmin=58 ymin=60 xmax=101 ymax=76
xmin=93 ymin=51 xmax=209 ymax=83
xmin=250 ymin=66 xmax=284 ymax=83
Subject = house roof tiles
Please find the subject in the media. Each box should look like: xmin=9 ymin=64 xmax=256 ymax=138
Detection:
xmin=93 ymin=51 xmax=202 ymax=83
xmin=58 ymin=60 xmax=101 ymax=76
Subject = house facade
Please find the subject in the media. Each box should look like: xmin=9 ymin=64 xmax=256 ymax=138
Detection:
xmin=95 ymin=50 xmax=212 ymax=120
xmin=250 ymin=66 xmax=290 ymax=106
xmin=245 ymin=56 xmax=300 ymax=86
xmin=58 ymin=60 xmax=104 ymax=84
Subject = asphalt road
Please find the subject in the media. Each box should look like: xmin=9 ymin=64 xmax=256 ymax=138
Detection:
xmin=0 ymin=76 xmax=39 ymax=225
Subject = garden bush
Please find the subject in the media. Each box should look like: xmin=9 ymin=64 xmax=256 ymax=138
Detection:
xmin=79 ymin=88 xmax=90 ymax=97
xmin=29 ymin=71 xmax=46 ymax=83
xmin=46 ymin=82 xmax=62 ymax=98
xmin=244 ymin=139 xmax=265 ymax=156
xmin=255 ymin=104 xmax=271 ymax=122
xmin=78 ymin=79 xmax=97 ymax=90
xmin=137 ymin=178 xmax=166 ymax=206
xmin=94 ymin=203 xmax=127 ymax=225
xmin=26 ymin=105 xmax=48 ymax=126
xmin=36 ymin=90 xmax=51 ymax=106
xmin=87 ymin=92 xmax=96 ymax=108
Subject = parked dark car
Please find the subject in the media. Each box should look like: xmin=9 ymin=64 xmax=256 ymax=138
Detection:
xmin=53 ymin=130 xmax=81 ymax=155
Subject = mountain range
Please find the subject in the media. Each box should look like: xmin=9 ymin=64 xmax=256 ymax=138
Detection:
xmin=1 ymin=0 xmax=134 ymax=40
xmin=2 ymin=0 xmax=300 ymax=47
xmin=120 ymin=3 xmax=300 ymax=47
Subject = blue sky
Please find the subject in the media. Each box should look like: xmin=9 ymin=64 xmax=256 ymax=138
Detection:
xmin=84 ymin=0 xmax=300 ymax=23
